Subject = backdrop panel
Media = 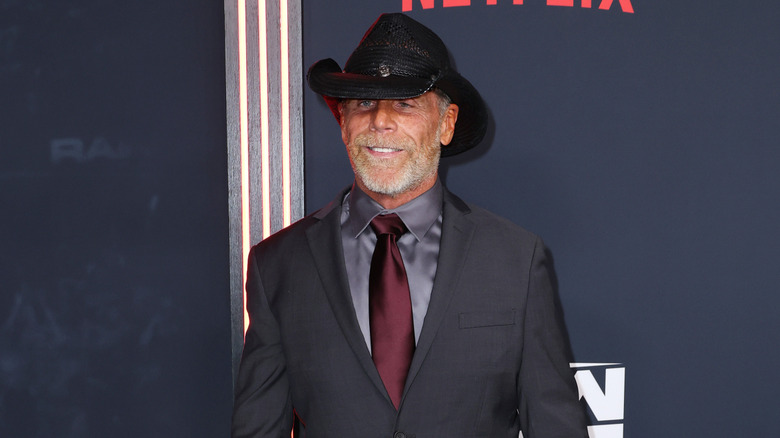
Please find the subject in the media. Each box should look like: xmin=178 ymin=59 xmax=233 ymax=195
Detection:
xmin=302 ymin=1 xmax=780 ymax=436
xmin=0 ymin=2 xmax=233 ymax=436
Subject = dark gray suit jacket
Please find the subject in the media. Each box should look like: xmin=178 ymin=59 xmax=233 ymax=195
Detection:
xmin=232 ymin=187 xmax=587 ymax=438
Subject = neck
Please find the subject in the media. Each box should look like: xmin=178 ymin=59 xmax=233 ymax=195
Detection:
xmin=357 ymin=174 xmax=438 ymax=210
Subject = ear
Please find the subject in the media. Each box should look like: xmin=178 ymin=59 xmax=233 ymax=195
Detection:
xmin=337 ymin=100 xmax=346 ymax=125
xmin=338 ymin=101 xmax=349 ymax=144
xmin=438 ymin=103 xmax=459 ymax=146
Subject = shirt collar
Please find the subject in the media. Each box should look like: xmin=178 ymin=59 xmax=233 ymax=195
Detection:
xmin=344 ymin=179 xmax=443 ymax=241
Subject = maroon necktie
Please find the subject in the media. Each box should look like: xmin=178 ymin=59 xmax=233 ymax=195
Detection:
xmin=369 ymin=213 xmax=414 ymax=409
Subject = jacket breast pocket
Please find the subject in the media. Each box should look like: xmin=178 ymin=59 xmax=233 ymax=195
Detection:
xmin=453 ymin=309 xmax=519 ymax=374
xmin=458 ymin=310 xmax=516 ymax=329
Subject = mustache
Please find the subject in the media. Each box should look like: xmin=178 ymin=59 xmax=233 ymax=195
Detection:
xmin=352 ymin=134 xmax=414 ymax=150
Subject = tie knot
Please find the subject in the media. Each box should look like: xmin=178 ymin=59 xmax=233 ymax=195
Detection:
xmin=370 ymin=213 xmax=407 ymax=238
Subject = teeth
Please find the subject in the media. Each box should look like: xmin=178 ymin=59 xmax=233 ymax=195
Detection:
xmin=370 ymin=147 xmax=399 ymax=153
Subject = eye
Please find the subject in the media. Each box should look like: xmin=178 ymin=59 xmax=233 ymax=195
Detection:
xmin=358 ymin=100 xmax=375 ymax=108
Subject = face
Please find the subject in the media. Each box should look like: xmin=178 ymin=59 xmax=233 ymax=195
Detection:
xmin=339 ymin=91 xmax=458 ymax=207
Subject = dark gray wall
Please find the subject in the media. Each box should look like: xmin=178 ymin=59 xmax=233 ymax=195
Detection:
xmin=1 ymin=2 xmax=233 ymax=436
xmin=303 ymin=1 xmax=780 ymax=436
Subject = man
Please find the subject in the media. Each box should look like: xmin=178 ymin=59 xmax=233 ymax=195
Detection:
xmin=232 ymin=13 xmax=588 ymax=438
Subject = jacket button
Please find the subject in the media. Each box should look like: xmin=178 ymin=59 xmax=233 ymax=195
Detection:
xmin=394 ymin=433 xmax=406 ymax=438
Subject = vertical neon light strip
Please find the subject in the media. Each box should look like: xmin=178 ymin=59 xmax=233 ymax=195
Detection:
xmin=238 ymin=0 xmax=251 ymax=335
xmin=280 ymin=0 xmax=292 ymax=227
xmin=258 ymin=0 xmax=272 ymax=239
xmin=240 ymin=0 xmax=294 ymax=334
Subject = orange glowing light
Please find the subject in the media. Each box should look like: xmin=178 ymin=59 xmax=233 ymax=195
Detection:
xmin=259 ymin=0 xmax=272 ymax=239
xmin=239 ymin=0 xmax=296 ymax=335
xmin=281 ymin=0 xmax=292 ymax=227
xmin=238 ymin=0 xmax=251 ymax=335
xmin=236 ymin=3 xmax=298 ymax=432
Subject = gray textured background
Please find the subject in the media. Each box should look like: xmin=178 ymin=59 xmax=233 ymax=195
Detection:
xmin=1 ymin=1 xmax=233 ymax=436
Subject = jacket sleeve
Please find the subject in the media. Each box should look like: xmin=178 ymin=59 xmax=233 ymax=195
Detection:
xmin=231 ymin=246 xmax=293 ymax=438
xmin=517 ymin=237 xmax=589 ymax=438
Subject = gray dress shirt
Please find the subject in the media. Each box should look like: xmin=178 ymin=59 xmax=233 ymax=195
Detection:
xmin=340 ymin=180 xmax=443 ymax=353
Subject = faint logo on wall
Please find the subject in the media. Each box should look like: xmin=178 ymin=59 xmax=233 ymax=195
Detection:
xmin=50 ymin=137 xmax=131 ymax=164
xmin=572 ymin=363 xmax=625 ymax=438
xmin=402 ymin=0 xmax=635 ymax=13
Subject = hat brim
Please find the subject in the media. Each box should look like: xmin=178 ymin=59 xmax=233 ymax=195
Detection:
xmin=308 ymin=58 xmax=487 ymax=157
xmin=308 ymin=58 xmax=434 ymax=100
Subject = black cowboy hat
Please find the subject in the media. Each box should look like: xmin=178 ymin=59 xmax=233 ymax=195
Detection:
xmin=307 ymin=13 xmax=488 ymax=157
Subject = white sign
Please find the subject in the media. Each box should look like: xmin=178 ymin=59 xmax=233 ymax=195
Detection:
xmin=572 ymin=363 xmax=626 ymax=438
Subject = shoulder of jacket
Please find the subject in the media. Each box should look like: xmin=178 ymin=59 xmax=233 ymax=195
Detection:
xmin=445 ymin=189 xmax=541 ymax=243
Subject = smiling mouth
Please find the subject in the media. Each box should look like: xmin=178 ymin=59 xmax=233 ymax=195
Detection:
xmin=368 ymin=146 xmax=402 ymax=153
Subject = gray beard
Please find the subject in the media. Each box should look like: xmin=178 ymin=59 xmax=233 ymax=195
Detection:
xmin=350 ymin=129 xmax=441 ymax=197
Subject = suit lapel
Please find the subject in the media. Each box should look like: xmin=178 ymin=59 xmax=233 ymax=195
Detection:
xmin=305 ymin=193 xmax=390 ymax=404
xmin=403 ymin=190 xmax=475 ymax=396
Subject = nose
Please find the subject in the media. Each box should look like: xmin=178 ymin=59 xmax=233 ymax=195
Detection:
xmin=370 ymin=101 xmax=396 ymax=133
